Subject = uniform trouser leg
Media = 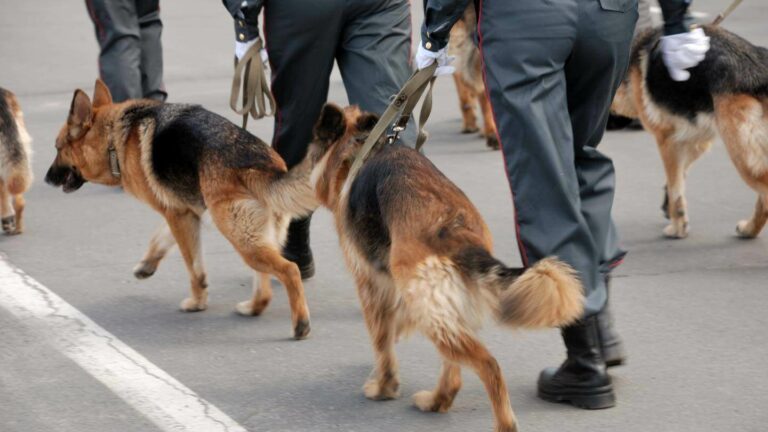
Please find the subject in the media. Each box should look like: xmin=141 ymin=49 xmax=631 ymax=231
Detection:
xmin=85 ymin=0 xmax=143 ymax=102
xmin=136 ymin=1 xmax=166 ymax=101
xmin=337 ymin=0 xmax=416 ymax=145
xmin=263 ymin=0 xmax=343 ymax=169
xmin=479 ymin=0 xmax=635 ymax=317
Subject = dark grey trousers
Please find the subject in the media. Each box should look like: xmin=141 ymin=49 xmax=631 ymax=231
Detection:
xmin=85 ymin=0 xmax=167 ymax=102
xmin=263 ymin=0 xmax=413 ymax=168
xmin=478 ymin=0 xmax=637 ymax=316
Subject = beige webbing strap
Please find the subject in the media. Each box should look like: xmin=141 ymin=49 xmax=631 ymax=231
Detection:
xmin=229 ymin=38 xmax=276 ymax=129
xmin=712 ymin=0 xmax=744 ymax=25
xmin=346 ymin=63 xmax=437 ymax=183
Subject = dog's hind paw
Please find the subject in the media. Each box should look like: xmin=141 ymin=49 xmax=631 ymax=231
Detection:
xmin=736 ymin=220 xmax=758 ymax=239
xmin=663 ymin=223 xmax=688 ymax=239
xmin=180 ymin=296 xmax=207 ymax=312
xmin=293 ymin=318 xmax=311 ymax=340
xmin=235 ymin=298 xmax=270 ymax=316
xmin=363 ymin=377 xmax=400 ymax=401
xmin=486 ymin=135 xmax=500 ymax=151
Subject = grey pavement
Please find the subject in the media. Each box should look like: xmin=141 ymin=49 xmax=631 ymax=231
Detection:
xmin=1 ymin=1 xmax=767 ymax=431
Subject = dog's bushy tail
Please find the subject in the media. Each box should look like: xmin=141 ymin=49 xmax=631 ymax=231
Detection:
xmin=456 ymin=247 xmax=584 ymax=328
xmin=262 ymin=159 xmax=319 ymax=218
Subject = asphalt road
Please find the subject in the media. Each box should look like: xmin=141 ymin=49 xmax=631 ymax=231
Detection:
xmin=1 ymin=1 xmax=767 ymax=431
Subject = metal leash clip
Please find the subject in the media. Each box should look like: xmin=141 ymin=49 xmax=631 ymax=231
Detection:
xmin=386 ymin=124 xmax=405 ymax=145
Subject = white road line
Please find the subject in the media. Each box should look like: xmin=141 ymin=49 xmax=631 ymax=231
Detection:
xmin=0 ymin=256 xmax=249 ymax=432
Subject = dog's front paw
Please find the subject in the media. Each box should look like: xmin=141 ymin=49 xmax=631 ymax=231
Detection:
xmin=132 ymin=261 xmax=157 ymax=279
xmin=736 ymin=220 xmax=758 ymax=239
xmin=1 ymin=216 xmax=17 ymax=234
xmin=180 ymin=296 xmax=207 ymax=312
xmin=663 ymin=222 xmax=688 ymax=239
xmin=363 ymin=377 xmax=400 ymax=401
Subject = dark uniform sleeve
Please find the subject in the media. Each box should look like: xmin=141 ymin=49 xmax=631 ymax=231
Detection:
xmin=421 ymin=0 xmax=471 ymax=52
xmin=658 ymin=0 xmax=692 ymax=35
xmin=222 ymin=0 xmax=263 ymax=42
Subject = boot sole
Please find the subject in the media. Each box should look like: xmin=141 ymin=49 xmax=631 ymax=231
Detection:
xmin=602 ymin=343 xmax=627 ymax=368
xmin=538 ymin=387 xmax=616 ymax=410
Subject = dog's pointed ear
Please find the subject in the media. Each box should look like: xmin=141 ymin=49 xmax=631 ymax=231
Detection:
xmin=67 ymin=89 xmax=92 ymax=139
xmin=92 ymin=79 xmax=113 ymax=108
xmin=355 ymin=112 xmax=379 ymax=133
xmin=314 ymin=103 xmax=346 ymax=142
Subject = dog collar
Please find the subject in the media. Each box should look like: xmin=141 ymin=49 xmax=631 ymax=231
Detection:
xmin=108 ymin=140 xmax=121 ymax=178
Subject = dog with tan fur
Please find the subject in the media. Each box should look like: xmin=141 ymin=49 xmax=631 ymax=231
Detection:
xmin=301 ymin=103 xmax=584 ymax=432
xmin=45 ymin=80 xmax=318 ymax=339
xmin=612 ymin=26 xmax=768 ymax=239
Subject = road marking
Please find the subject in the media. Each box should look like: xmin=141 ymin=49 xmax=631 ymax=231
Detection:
xmin=0 ymin=256 xmax=249 ymax=432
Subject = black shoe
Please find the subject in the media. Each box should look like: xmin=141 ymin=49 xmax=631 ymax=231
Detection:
xmin=282 ymin=216 xmax=315 ymax=280
xmin=598 ymin=275 xmax=626 ymax=367
xmin=626 ymin=118 xmax=644 ymax=130
xmin=538 ymin=316 xmax=616 ymax=409
xmin=606 ymin=114 xmax=633 ymax=131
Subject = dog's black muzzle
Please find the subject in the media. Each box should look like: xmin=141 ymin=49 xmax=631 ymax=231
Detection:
xmin=45 ymin=164 xmax=87 ymax=193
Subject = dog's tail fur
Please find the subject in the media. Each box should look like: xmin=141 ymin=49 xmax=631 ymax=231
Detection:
xmin=456 ymin=247 xmax=584 ymax=328
xmin=262 ymin=159 xmax=319 ymax=218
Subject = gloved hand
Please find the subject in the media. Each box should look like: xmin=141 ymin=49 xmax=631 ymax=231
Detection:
xmin=235 ymin=38 xmax=269 ymax=66
xmin=660 ymin=27 xmax=710 ymax=81
xmin=415 ymin=44 xmax=455 ymax=76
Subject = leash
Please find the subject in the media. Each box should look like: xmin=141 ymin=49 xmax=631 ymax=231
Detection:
xmin=229 ymin=38 xmax=276 ymax=129
xmin=711 ymin=0 xmax=744 ymax=25
xmin=346 ymin=63 xmax=437 ymax=184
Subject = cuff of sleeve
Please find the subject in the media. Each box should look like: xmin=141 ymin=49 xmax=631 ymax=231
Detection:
xmin=420 ymin=30 xmax=447 ymax=52
xmin=234 ymin=8 xmax=260 ymax=42
xmin=663 ymin=21 xmax=689 ymax=35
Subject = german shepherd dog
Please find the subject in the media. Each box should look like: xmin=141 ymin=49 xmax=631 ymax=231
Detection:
xmin=0 ymin=87 xmax=33 ymax=235
xmin=304 ymin=103 xmax=584 ymax=432
xmin=45 ymin=80 xmax=318 ymax=339
xmin=448 ymin=6 xmax=499 ymax=150
xmin=612 ymin=26 xmax=768 ymax=239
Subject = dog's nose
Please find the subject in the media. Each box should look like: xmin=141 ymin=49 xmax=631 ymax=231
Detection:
xmin=45 ymin=165 xmax=66 ymax=186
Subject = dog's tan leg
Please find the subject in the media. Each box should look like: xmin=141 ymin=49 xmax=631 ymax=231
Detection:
xmin=242 ymin=247 xmax=309 ymax=339
xmin=736 ymin=194 xmax=768 ymax=238
xmin=208 ymin=199 xmax=310 ymax=339
xmin=454 ymin=73 xmax=479 ymax=134
xmin=412 ymin=360 xmax=462 ymax=413
xmin=478 ymin=92 xmax=499 ymax=150
xmin=0 ymin=179 xmax=15 ymax=234
xmin=658 ymin=140 xmax=690 ymax=239
xmin=10 ymin=194 xmax=24 ymax=234
xmin=164 ymin=210 xmax=208 ymax=312
xmin=235 ymin=271 xmax=273 ymax=316
xmin=134 ymin=223 xmax=177 ymax=279
xmin=429 ymin=332 xmax=516 ymax=432
xmin=358 ymin=273 xmax=400 ymax=401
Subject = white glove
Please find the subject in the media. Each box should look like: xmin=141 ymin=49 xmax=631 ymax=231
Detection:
xmin=660 ymin=27 xmax=710 ymax=82
xmin=235 ymin=38 xmax=269 ymax=66
xmin=415 ymin=44 xmax=455 ymax=76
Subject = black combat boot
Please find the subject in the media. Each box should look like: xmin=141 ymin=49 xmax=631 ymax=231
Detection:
xmin=537 ymin=316 xmax=616 ymax=409
xmin=598 ymin=275 xmax=626 ymax=367
xmin=282 ymin=216 xmax=315 ymax=280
